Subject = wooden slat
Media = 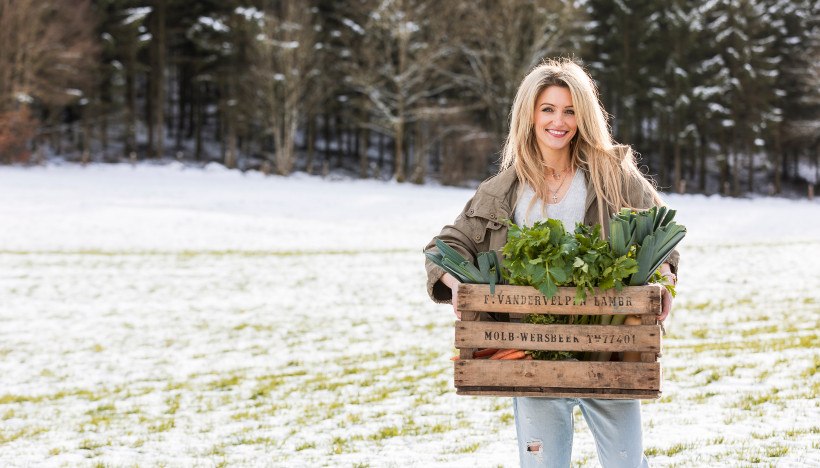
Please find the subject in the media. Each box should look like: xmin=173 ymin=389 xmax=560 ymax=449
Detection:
xmin=641 ymin=313 xmax=658 ymax=362
xmin=454 ymin=360 xmax=660 ymax=391
xmin=458 ymin=311 xmax=479 ymax=360
xmin=456 ymin=387 xmax=660 ymax=399
xmin=455 ymin=321 xmax=660 ymax=353
xmin=457 ymin=284 xmax=662 ymax=316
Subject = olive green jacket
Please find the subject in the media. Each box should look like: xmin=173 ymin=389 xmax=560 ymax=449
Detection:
xmin=423 ymin=166 xmax=680 ymax=303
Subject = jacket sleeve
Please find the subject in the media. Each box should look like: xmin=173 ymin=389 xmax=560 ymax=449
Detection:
xmin=626 ymin=174 xmax=681 ymax=275
xmin=423 ymin=198 xmax=483 ymax=304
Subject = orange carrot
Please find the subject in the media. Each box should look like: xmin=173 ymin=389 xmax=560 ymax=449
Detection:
xmin=473 ymin=348 xmax=499 ymax=358
xmin=500 ymin=350 xmax=526 ymax=360
xmin=450 ymin=355 xmax=460 ymax=361
xmin=489 ymin=349 xmax=519 ymax=360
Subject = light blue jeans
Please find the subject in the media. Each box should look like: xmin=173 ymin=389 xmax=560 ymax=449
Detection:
xmin=513 ymin=397 xmax=650 ymax=468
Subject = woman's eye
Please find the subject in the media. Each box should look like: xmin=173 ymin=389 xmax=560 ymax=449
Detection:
xmin=566 ymin=110 xmax=575 ymax=115
xmin=542 ymin=107 xmax=553 ymax=113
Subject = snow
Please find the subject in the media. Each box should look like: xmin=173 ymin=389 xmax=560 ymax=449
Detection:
xmin=342 ymin=17 xmax=365 ymax=35
xmin=198 ymin=16 xmax=230 ymax=33
xmin=0 ymin=163 xmax=818 ymax=467
xmin=234 ymin=6 xmax=264 ymax=23
xmin=122 ymin=7 xmax=151 ymax=26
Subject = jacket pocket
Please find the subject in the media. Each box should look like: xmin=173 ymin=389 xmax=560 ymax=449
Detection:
xmin=465 ymin=210 xmax=504 ymax=245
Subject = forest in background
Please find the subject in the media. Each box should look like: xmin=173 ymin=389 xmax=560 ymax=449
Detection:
xmin=0 ymin=0 xmax=817 ymax=196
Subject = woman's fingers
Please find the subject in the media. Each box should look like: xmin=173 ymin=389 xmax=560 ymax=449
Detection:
xmin=452 ymin=287 xmax=461 ymax=319
xmin=658 ymin=288 xmax=672 ymax=322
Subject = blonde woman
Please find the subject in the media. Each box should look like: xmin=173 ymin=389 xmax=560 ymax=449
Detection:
xmin=424 ymin=58 xmax=678 ymax=467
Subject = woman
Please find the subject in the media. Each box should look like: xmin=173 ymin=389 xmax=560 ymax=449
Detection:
xmin=423 ymin=58 xmax=678 ymax=467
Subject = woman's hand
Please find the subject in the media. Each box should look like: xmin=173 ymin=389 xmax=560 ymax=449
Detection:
xmin=440 ymin=272 xmax=461 ymax=319
xmin=658 ymin=263 xmax=676 ymax=322
xmin=660 ymin=287 xmax=672 ymax=322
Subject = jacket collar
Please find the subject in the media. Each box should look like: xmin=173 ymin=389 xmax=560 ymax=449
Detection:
xmin=468 ymin=166 xmax=519 ymax=220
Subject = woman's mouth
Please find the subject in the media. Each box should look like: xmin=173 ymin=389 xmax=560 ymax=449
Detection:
xmin=546 ymin=129 xmax=569 ymax=137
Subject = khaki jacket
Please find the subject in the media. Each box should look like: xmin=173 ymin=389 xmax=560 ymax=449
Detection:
xmin=423 ymin=166 xmax=680 ymax=303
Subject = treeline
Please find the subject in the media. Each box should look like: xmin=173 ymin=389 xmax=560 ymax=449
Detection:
xmin=0 ymin=0 xmax=817 ymax=195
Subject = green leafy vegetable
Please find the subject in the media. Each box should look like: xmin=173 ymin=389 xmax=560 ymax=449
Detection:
xmin=425 ymin=238 xmax=502 ymax=293
xmin=611 ymin=206 xmax=686 ymax=286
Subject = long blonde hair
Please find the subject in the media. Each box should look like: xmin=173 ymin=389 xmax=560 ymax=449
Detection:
xmin=499 ymin=58 xmax=661 ymax=226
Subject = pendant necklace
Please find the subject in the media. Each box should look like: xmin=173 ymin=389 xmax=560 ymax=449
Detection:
xmin=547 ymin=166 xmax=572 ymax=203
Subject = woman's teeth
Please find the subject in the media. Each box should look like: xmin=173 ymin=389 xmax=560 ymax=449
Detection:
xmin=547 ymin=129 xmax=568 ymax=137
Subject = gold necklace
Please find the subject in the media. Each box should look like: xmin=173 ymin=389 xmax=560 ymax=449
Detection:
xmin=549 ymin=165 xmax=571 ymax=181
xmin=547 ymin=167 xmax=573 ymax=203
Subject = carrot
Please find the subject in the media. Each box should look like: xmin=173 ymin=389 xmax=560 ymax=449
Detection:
xmin=473 ymin=348 xmax=499 ymax=358
xmin=489 ymin=349 xmax=519 ymax=360
xmin=450 ymin=355 xmax=460 ymax=361
xmin=500 ymin=350 xmax=526 ymax=360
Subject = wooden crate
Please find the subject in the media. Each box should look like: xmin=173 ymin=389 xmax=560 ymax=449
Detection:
xmin=454 ymin=283 xmax=663 ymax=399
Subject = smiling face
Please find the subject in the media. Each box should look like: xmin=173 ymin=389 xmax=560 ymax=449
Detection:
xmin=533 ymin=85 xmax=577 ymax=159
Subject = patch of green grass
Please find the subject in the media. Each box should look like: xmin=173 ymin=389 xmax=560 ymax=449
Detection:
xmin=330 ymin=436 xmax=349 ymax=454
xmin=691 ymin=328 xmax=709 ymax=339
xmin=765 ymin=444 xmax=788 ymax=457
xmin=455 ymin=442 xmax=481 ymax=453
xmin=148 ymin=418 xmax=175 ymax=433
xmin=1 ymin=426 xmax=47 ymax=444
xmin=428 ymin=422 xmax=453 ymax=434
xmin=645 ymin=443 xmax=693 ymax=456
xmin=209 ymin=375 xmax=242 ymax=391
xmin=369 ymin=426 xmax=401 ymax=441
xmin=78 ymin=438 xmax=108 ymax=451
xmin=166 ymin=395 xmax=181 ymax=415
xmin=690 ymin=391 xmax=718 ymax=403
xmin=704 ymin=370 xmax=721 ymax=384
xmin=295 ymin=441 xmax=316 ymax=451
xmin=0 ymin=394 xmax=45 ymax=404
xmin=801 ymin=355 xmax=819 ymax=378
xmin=736 ymin=389 xmax=782 ymax=410
xmin=499 ymin=413 xmax=514 ymax=424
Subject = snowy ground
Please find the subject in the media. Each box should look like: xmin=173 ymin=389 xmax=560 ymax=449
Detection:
xmin=0 ymin=163 xmax=818 ymax=467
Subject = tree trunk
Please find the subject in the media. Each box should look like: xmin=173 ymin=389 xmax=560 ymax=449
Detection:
xmin=306 ymin=115 xmax=316 ymax=174
xmin=773 ymin=125 xmax=782 ymax=194
xmin=394 ymin=118 xmax=405 ymax=182
xmin=673 ymin=133 xmax=682 ymax=193
xmin=746 ymin=140 xmax=753 ymax=193
xmin=194 ymin=84 xmax=203 ymax=161
xmin=358 ymin=125 xmax=369 ymax=178
xmin=224 ymin=112 xmax=237 ymax=169
xmin=731 ymin=128 xmax=740 ymax=196
xmin=378 ymin=131 xmax=385 ymax=175
xmin=698 ymin=132 xmax=706 ymax=193
xmin=176 ymin=64 xmax=186 ymax=152
xmin=153 ymin=0 xmax=166 ymax=158
xmin=411 ymin=122 xmax=427 ymax=184
xmin=657 ymin=114 xmax=667 ymax=188
xmin=323 ymin=113 xmax=331 ymax=162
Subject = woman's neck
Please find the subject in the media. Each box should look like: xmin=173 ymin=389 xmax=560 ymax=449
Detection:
xmin=538 ymin=147 xmax=572 ymax=172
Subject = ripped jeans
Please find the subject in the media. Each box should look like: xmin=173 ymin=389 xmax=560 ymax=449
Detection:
xmin=513 ymin=397 xmax=650 ymax=468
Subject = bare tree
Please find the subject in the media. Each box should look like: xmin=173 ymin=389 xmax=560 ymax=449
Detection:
xmin=446 ymin=0 xmax=583 ymax=145
xmin=0 ymin=0 xmax=98 ymax=111
xmin=252 ymin=1 xmax=320 ymax=176
xmin=0 ymin=0 xmax=98 ymax=162
xmin=339 ymin=0 xmax=467 ymax=182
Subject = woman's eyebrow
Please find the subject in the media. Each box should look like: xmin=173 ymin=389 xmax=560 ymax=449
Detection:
xmin=539 ymin=102 xmax=574 ymax=108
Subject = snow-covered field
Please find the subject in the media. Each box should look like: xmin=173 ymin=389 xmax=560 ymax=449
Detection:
xmin=1 ymin=163 xmax=818 ymax=467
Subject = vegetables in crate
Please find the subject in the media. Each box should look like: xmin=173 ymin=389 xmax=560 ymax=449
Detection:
xmin=609 ymin=206 xmax=686 ymax=286
xmin=502 ymin=219 xmax=638 ymax=304
xmin=425 ymin=238 xmax=502 ymax=293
